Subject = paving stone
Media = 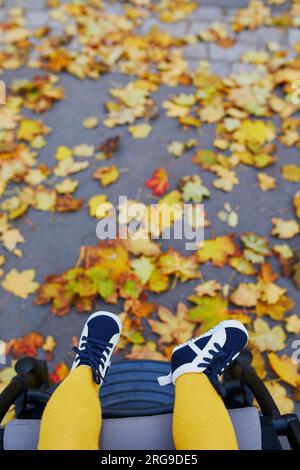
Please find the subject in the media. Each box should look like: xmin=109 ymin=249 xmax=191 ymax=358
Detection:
xmin=22 ymin=0 xmax=46 ymax=8
xmin=238 ymin=27 xmax=286 ymax=45
xmin=230 ymin=62 xmax=258 ymax=75
xmin=139 ymin=18 xmax=188 ymax=37
xmin=105 ymin=3 xmax=125 ymax=16
xmin=5 ymin=0 xmax=46 ymax=8
xmin=191 ymin=6 xmax=223 ymax=21
xmin=187 ymin=20 xmax=220 ymax=36
xmin=288 ymin=28 xmax=300 ymax=46
xmin=187 ymin=59 xmax=199 ymax=71
xmin=184 ymin=42 xmax=208 ymax=59
xmin=209 ymin=42 xmax=249 ymax=62
xmin=26 ymin=10 xmax=48 ymax=28
xmin=210 ymin=61 xmax=230 ymax=76
xmin=222 ymin=7 xmax=238 ymax=21
xmin=0 ymin=10 xmax=6 ymax=22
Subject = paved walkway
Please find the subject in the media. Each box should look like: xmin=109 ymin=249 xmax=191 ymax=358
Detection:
xmin=0 ymin=1 xmax=299 ymax=421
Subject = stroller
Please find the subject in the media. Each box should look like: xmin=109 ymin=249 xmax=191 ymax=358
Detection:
xmin=0 ymin=350 xmax=300 ymax=450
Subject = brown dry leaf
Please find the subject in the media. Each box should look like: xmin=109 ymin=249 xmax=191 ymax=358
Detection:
xmin=2 ymin=269 xmax=39 ymax=299
xmin=7 ymin=332 xmax=44 ymax=358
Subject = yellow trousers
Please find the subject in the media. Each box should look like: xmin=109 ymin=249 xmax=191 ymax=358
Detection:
xmin=38 ymin=366 xmax=238 ymax=450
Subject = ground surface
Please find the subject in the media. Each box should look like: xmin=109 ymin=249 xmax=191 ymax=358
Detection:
xmin=0 ymin=0 xmax=299 ymax=417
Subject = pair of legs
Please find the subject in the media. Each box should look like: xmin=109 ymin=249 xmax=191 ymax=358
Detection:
xmin=38 ymin=312 xmax=248 ymax=450
xmin=38 ymin=367 xmax=237 ymax=450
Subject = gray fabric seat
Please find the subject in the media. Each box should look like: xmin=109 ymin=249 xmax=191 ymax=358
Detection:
xmin=3 ymin=407 xmax=261 ymax=450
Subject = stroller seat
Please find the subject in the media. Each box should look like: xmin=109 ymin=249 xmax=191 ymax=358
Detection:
xmin=2 ymin=360 xmax=262 ymax=450
xmin=3 ymin=407 xmax=261 ymax=450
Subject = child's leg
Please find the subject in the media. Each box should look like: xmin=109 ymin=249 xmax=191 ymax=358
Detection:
xmin=38 ymin=366 xmax=101 ymax=450
xmin=173 ymin=373 xmax=238 ymax=450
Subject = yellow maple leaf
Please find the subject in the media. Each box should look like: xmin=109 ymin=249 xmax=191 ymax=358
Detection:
xmin=54 ymin=156 xmax=89 ymax=177
xmin=2 ymin=269 xmax=39 ymax=299
xmin=249 ymin=346 xmax=267 ymax=379
xmin=33 ymin=188 xmax=57 ymax=211
xmin=17 ymin=119 xmax=49 ymax=142
xmin=55 ymin=178 xmax=79 ymax=194
xmin=268 ymin=352 xmax=300 ymax=388
xmin=294 ymin=190 xmax=300 ymax=219
xmin=2 ymin=228 xmax=25 ymax=254
xmin=73 ymin=144 xmax=95 ymax=158
xmin=282 ymin=164 xmax=300 ymax=183
xmin=55 ymin=145 xmax=73 ymax=160
xmin=93 ymin=165 xmax=120 ymax=187
xmin=285 ymin=314 xmax=300 ymax=334
xmin=249 ymin=319 xmax=286 ymax=352
xmin=88 ymin=194 xmax=113 ymax=218
xmin=197 ymin=234 xmax=238 ymax=267
xmin=129 ymin=123 xmax=152 ymax=139
xmin=234 ymin=119 xmax=275 ymax=146
xmin=265 ymin=381 xmax=294 ymax=414
xmin=271 ymin=217 xmax=299 ymax=239
xmin=82 ymin=116 xmax=99 ymax=129
xmin=42 ymin=335 xmax=56 ymax=353
xmin=257 ymin=172 xmax=276 ymax=191
xmin=194 ymin=280 xmax=222 ymax=298
xmin=231 ymin=282 xmax=259 ymax=307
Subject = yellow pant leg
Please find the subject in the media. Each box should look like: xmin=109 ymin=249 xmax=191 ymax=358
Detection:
xmin=38 ymin=366 xmax=101 ymax=450
xmin=173 ymin=373 xmax=238 ymax=450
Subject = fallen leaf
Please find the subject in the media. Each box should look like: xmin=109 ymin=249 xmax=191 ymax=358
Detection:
xmin=268 ymin=353 xmax=300 ymax=388
xmin=129 ymin=123 xmax=152 ymax=139
xmin=271 ymin=217 xmax=299 ymax=239
xmin=145 ymin=168 xmax=169 ymax=196
xmin=148 ymin=303 xmax=194 ymax=345
xmin=82 ymin=116 xmax=99 ymax=129
xmin=93 ymin=165 xmax=120 ymax=187
xmin=197 ymin=234 xmax=239 ymax=267
xmin=249 ymin=319 xmax=286 ymax=352
xmin=2 ymin=269 xmax=39 ymax=299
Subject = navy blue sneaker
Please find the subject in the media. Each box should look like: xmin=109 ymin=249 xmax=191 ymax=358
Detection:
xmin=158 ymin=320 xmax=248 ymax=390
xmin=72 ymin=311 xmax=122 ymax=385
